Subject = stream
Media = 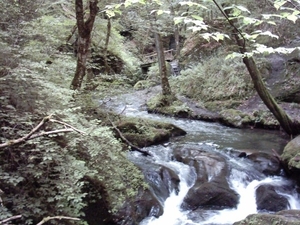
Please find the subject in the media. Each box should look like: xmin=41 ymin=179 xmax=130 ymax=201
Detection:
xmin=102 ymin=90 xmax=300 ymax=225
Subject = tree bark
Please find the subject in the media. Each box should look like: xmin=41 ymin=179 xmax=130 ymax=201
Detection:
xmin=154 ymin=32 xmax=172 ymax=96
xmin=70 ymin=0 xmax=98 ymax=90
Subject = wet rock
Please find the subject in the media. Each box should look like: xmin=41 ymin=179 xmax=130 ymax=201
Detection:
xmin=247 ymin=152 xmax=282 ymax=176
xmin=238 ymin=152 xmax=247 ymax=158
xmin=174 ymin=147 xmax=239 ymax=210
xmin=182 ymin=178 xmax=239 ymax=210
xmin=281 ymin=135 xmax=300 ymax=181
xmin=143 ymin=165 xmax=180 ymax=203
xmin=115 ymin=189 xmax=163 ymax=225
xmin=233 ymin=210 xmax=300 ymax=225
xmin=256 ymin=184 xmax=289 ymax=212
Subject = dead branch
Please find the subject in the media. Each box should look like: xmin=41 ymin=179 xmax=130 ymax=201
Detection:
xmin=49 ymin=119 xmax=86 ymax=135
xmin=0 ymin=188 xmax=3 ymax=207
xmin=108 ymin=118 xmax=152 ymax=157
xmin=0 ymin=215 xmax=22 ymax=224
xmin=118 ymin=106 xmax=127 ymax=116
xmin=0 ymin=115 xmax=85 ymax=148
xmin=36 ymin=216 xmax=80 ymax=225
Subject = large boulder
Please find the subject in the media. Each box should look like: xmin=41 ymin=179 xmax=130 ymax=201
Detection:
xmin=115 ymin=118 xmax=186 ymax=148
xmin=233 ymin=210 xmax=300 ymax=225
xmin=182 ymin=178 xmax=239 ymax=210
xmin=173 ymin=147 xmax=239 ymax=210
xmin=281 ymin=135 xmax=300 ymax=181
xmin=256 ymin=184 xmax=289 ymax=212
xmin=247 ymin=152 xmax=282 ymax=176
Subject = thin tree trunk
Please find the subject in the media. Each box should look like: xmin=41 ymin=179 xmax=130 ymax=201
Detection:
xmin=70 ymin=0 xmax=98 ymax=90
xmin=169 ymin=4 xmax=180 ymax=59
xmin=154 ymin=32 xmax=172 ymax=96
xmin=104 ymin=17 xmax=111 ymax=74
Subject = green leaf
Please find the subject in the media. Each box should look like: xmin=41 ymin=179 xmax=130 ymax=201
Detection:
xmin=157 ymin=10 xmax=164 ymax=15
xmin=201 ymin=33 xmax=211 ymax=42
xmin=236 ymin=5 xmax=250 ymax=14
xmin=243 ymin=16 xmax=258 ymax=25
xmin=274 ymin=0 xmax=287 ymax=10
xmin=174 ymin=17 xmax=184 ymax=25
xmin=286 ymin=14 xmax=298 ymax=23
xmin=191 ymin=15 xmax=203 ymax=21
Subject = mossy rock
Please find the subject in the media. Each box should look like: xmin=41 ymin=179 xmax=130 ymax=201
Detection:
xmin=233 ymin=210 xmax=300 ymax=225
xmin=147 ymin=94 xmax=192 ymax=118
xmin=219 ymin=109 xmax=255 ymax=128
xmin=281 ymin=135 xmax=300 ymax=171
xmin=252 ymin=110 xmax=280 ymax=129
xmin=115 ymin=117 xmax=186 ymax=147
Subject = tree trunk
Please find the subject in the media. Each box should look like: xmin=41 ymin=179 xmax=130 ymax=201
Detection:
xmin=104 ymin=17 xmax=111 ymax=74
xmin=70 ymin=0 xmax=98 ymax=90
xmin=242 ymin=56 xmax=300 ymax=135
xmin=234 ymin=35 xmax=300 ymax=136
xmin=154 ymin=32 xmax=172 ymax=96
xmin=226 ymin=10 xmax=300 ymax=135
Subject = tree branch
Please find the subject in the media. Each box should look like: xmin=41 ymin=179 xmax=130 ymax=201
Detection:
xmin=0 ymin=188 xmax=3 ymax=207
xmin=0 ymin=215 xmax=22 ymax=224
xmin=36 ymin=216 xmax=80 ymax=225
xmin=108 ymin=118 xmax=152 ymax=157
xmin=49 ymin=119 xmax=86 ymax=135
xmin=0 ymin=116 xmax=85 ymax=148
xmin=212 ymin=0 xmax=246 ymax=49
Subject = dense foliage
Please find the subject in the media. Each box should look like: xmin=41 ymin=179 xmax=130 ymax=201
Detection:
xmin=0 ymin=1 xmax=145 ymax=224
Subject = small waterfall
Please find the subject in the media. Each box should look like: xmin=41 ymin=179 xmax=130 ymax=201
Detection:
xmin=140 ymin=161 xmax=196 ymax=225
xmin=201 ymin=175 xmax=294 ymax=225
xmin=140 ymin=156 xmax=300 ymax=225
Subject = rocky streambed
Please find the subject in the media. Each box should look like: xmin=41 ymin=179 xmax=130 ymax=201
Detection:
xmin=101 ymin=88 xmax=300 ymax=225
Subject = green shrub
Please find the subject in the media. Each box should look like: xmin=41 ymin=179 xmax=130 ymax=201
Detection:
xmin=171 ymin=55 xmax=254 ymax=102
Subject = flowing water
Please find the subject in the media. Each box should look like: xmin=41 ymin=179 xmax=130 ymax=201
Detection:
xmin=102 ymin=90 xmax=300 ymax=225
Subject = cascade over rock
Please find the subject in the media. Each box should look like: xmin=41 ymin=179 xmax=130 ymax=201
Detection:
xmin=143 ymin=165 xmax=180 ymax=203
xmin=173 ymin=147 xmax=239 ymax=210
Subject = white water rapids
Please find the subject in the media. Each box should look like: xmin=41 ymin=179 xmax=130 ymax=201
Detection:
xmin=140 ymin=161 xmax=196 ymax=225
xmin=139 ymin=155 xmax=300 ymax=225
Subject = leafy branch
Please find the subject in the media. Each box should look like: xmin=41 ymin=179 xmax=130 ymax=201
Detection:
xmin=0 ymin=115 xmax=86 ymax=148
